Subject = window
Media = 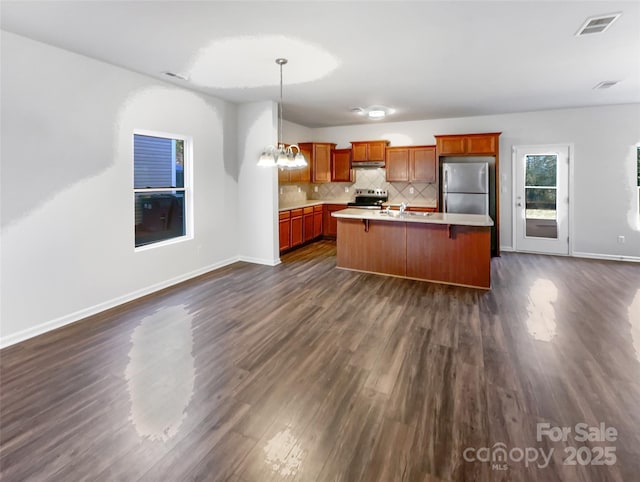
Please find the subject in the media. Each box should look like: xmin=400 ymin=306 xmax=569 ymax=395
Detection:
xmin=133 ymin=131 xmax=190 ymax=248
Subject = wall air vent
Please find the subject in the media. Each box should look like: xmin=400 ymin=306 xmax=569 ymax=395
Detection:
xmin=575 ymin=13 xmax=621 ymax=36
xmin=593 ymin=80 xmax=620 ymax=90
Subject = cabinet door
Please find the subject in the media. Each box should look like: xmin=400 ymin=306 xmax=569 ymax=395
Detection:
xmin=437 ymin=137 xmax=466 ymax=155
xmin=311 ymin=144 xmax=332 ymax=183
xmin=278 ymin=167 xmax=290 ymax=183
xmin=279 ymin=211 xmax=291 ymax=251
xmin=368 ymin=141 xmax=387 ymax=162
xmin=466 ymin=135 xmax=497 ymax=155
xmin=290 ymin=209 xmax=303 ymax=246
xmin=386 ymin=148 xmax=409 ymax=182
xmin=323 ymin=204 xmax=344 ymax=237
xmin=331 ymin=149 xmax=353 ymax=182
xmin=410 ymin=146 xmax=436 ymax=182
xmin=289 ymin=163 xmax=310 ymax=183
xmin=279 ymin=220 xmax=290 ymax=251
xmin=351 ymin=143 xmax=368 ymax=162
xmin=313 ymin=211 xmax=323 ymax=238
xmin=303 ymin=207 xmax=314 ymax=242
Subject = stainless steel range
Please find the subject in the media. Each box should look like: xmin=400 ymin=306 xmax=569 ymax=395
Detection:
xmin=347 ymin=189 xmax=388 ymax=209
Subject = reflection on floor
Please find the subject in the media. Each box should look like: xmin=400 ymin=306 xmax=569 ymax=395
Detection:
xmin=1 ymin=241 xmax=639 ymax=481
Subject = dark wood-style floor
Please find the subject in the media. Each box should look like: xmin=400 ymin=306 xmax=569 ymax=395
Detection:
xmin=1 ymin=241 xmax=639 ymax=481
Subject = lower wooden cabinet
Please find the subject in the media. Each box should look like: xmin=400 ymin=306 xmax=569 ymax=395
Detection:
xmin=313 ymin=205 xmax=323 ymax=237
xmin=280 ymin=204 xmax=331 ymax=253
xmin=290 ymin=208 xmax=303 ymax=247
xmin=323 ymin=204 xmax=347 ymax=238
xmin=278 ymin=211 xmax=290 ymax=251
xmin=303 ymin=207 xmax=314 ymax=242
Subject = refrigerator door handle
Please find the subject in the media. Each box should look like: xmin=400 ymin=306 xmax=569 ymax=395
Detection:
xmin=443 ymin=193 xmax=447 ymax=213
xmin=443 ymin=168 xmax=448 ymax=193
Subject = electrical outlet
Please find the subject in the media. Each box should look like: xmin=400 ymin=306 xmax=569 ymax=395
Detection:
xmin=409 ymin=187 xmax=414 ymax=194
xmin=279 ymin=187 xmax=283 ymax=195
xmin=297 ymin=187 xmax=301 ymax=193
xmin=617 ymin=235 xmax=625 ymax=244
xmin=344 ymin=187 xmax=349 ymax=193
xmin=314 ymin=186 xmax=318 ymax=192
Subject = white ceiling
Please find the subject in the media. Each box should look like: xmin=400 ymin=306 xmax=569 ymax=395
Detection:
xmin=2 ymin=1 xmax=639 ymax=127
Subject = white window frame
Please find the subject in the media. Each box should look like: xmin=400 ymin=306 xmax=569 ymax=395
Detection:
xmin=133 ymin=129 xmax=193 ymax=251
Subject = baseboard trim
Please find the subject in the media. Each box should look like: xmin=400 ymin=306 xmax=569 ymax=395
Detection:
xmin=0 ymin=256 xmax=241 ymax=349
xmin=499 ymin=245 xmax=515 ymax=252
xmin=572 ymin=251 xmax=640 ymax=263
xmin=238 ymin=256 xmax=281 ymax=266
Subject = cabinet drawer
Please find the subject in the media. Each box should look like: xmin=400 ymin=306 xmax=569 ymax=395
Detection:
xmin=313 ymin=204 xmax=323 ymax=213
xmin=303 ymin=206 xmax=314 ymax=215
xmin=279 ymin=211 xmax=290 ymax=220
xmin=290 ymin=208 xmax=303 ymax=217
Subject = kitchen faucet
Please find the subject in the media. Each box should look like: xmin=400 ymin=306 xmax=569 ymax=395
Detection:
xmin=399 ymin=201 xmax=408 ymax=214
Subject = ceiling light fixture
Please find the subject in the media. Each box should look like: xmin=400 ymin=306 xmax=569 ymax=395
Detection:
xmin=350 ymin=105 xmax=393 ymax=120
xmin=367 ymin=110 xmax=386 ymax=119
xmin=257 ymin=58 xmax=307 ymax=169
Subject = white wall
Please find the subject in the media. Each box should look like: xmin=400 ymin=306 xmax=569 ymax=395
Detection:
xmin=0 ymin=31 xmax=240 ymax=346
xmin=282 ymin=120 xmax=313 ymax=145
xmin=237 ymin=101 xmax=280 ymax=265
xmin=310 ymin=105 xmax=640 ymax=259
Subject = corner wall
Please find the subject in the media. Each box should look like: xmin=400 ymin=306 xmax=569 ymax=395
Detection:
xmin=0 ymin=31 xmax=240 ymax=346
xmin=237 ymin=101 xmax=280 ymax=265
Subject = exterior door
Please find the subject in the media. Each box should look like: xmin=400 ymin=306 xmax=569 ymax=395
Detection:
xmin=514 ymin=145 xmax=570 ymax=254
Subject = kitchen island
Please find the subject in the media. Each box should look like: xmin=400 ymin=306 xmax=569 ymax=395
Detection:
xmin=332 ymin=208 xmax=494 ymax=289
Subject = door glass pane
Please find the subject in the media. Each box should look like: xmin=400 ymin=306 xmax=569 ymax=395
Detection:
xmin=525 ymin=155 xmax=558 ymax=239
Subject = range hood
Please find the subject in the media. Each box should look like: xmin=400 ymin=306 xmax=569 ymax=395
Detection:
xmin=351 ymin=160 xmax=385 ymax=168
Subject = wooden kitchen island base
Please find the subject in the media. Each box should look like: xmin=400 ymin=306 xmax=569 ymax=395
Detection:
xmin=334 ymin=210 xmax=493 ymax=289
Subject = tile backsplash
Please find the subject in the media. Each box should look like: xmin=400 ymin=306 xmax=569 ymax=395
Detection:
xmin=279 ymin=168 xmax=437 ymax=206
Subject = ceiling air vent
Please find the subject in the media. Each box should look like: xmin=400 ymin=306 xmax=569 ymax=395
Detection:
xmin=576 ymin=13 xmax=621 ymax=36
xmin=163 ymin=71 xmax=189 ymax=81
xmin=593 ymin=80 xmax=620 ymax=90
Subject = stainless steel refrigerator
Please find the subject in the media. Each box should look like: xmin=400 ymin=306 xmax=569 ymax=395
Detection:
xmin=442 ymin=162 xmax=489 ymax=215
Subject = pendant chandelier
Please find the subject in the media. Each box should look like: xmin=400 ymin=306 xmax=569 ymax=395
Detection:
xmin=257 ymin=58 xmax=308 ymax=169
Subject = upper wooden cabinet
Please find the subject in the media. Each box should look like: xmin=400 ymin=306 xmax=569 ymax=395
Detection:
xmin=331 ymin=148 xmax=353 ymax=182
xmin=435 ymin=133 xmax=500 ymax=156
xmin=410 ymin=146 xmax=436 ymax=182
xmin=385 ymin=145 xmax=436 ymax=183
xmin=298 ymin=142 xmax=335 ymax=183
xmin=385 ymin=147 xmax=410 ymax=182
xmin=351 ymin=140 xmax=389 ymax=162
xmin=278 ymin=145 xmax=311 ymax=183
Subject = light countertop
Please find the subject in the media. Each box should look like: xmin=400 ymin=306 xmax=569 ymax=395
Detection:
xmin=279 ymin=200 xmax=348 ymax=212
xmin=280 ymin=199 xmax=437 ymax=211
xmin=332 ymin=208 xmax=494 ymax=227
